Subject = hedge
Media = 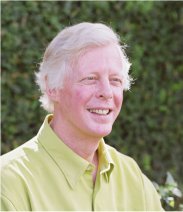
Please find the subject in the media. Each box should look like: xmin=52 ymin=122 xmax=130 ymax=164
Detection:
xmin=1 ymin=1 xmax=183 ymax=210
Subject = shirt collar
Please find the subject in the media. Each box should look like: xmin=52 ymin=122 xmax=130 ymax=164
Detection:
xmin=37 ymin=114 xmax=114 ymax=189
xmin=98 ymin=139 xmax=114 ymax=182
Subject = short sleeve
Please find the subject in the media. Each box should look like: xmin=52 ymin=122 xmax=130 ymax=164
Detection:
xmin=142 ymin=174 xmax=164 ymax=211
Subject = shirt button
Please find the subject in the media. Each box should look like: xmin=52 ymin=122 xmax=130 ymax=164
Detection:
xmin=86 ymin=165 xmax=94 ymax=172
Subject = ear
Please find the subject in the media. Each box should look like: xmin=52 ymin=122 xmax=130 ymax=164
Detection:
xmin=45 ymin=76 xmax=59 ymax=102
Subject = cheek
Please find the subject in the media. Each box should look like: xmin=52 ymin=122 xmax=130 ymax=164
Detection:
xmin=75 ymin=90 xmax=83 ymax=100
xmin=114 ymin=91 xmax=123 ymax=109
xmin=74 ymin=87 xmax=92 ymax=103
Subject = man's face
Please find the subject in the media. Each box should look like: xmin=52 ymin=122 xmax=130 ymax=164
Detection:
xmin=54 ymin=45 xmax=124 ymax=139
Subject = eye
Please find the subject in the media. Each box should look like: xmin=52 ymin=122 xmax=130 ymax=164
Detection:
xmin=112 ymin=78 xmax=122 ymax=83
xmin=79 ymin=75 xmax=98 ymax=85
xmin=86 ymin=76 xmax=96 ymax=80
xmin=110 ymin=77 xmax=123 ymax=85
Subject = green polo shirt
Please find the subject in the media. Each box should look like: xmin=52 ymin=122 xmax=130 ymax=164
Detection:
xmin=1 ymin=115 xmax=163 ymax=211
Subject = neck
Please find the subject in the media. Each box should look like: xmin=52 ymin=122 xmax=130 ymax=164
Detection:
xmin=50 ymin=116 xmax=101 ymax=165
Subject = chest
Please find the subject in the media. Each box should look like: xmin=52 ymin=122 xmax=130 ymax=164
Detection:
xmin=24 ymin=169 xmax=146 ymax=211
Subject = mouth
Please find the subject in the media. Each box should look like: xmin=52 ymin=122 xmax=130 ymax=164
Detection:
xmin=87 ymin=109 xmax=111 ymax=115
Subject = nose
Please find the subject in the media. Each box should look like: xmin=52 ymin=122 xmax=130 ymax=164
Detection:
xmin=96 ymin=79 xmax=113 ymax=100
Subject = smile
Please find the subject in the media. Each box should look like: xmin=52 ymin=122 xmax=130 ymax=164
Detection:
xmin=88 ymin=109 xmax=111 ymax=115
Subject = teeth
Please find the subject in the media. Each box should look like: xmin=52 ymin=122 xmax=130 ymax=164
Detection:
xmin=89 ymin=109 xmax=110 ymax=115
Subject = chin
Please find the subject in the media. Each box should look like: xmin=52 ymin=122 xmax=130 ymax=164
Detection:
xmin=92 ymin=126 xmax=112 ymax=138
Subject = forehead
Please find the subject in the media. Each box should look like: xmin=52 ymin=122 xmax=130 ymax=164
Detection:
xmin=74 ymin=45 xmax=123 ymax=76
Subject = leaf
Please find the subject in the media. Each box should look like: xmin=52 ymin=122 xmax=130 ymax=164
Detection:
xmin=166 ymin=197 xmax=175 ymax=208
xmin=172 ymin=188 xmax=182 ymax=198
xmin=165 ymin=172 xmax=177 ymax=187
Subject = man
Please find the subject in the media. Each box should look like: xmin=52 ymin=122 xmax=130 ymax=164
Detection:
xmin=1 ymin=22 xmax=164 ymax=211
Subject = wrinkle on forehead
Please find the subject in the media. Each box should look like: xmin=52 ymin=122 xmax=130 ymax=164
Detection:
xmin=77 ymin=45 xmax=122 ymax=75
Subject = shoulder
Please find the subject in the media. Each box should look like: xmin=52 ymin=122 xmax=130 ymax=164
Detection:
xmin=106 ymin=144 xmax=164 ymax=210
xmin=1 ymin=136 xmax=41 ymax=186
xmin=1 ymin=137 xmax=39 ymax=169
xmin=0 ymin=135 xmax=49 ymax=182
xmin=0 ymin=136 xmax=43 ymax=191
xmin=106 ymin=144 xmax=152 ymax=185
xmin=106 ymin=144 xmax=141 ymax=173
xmin=1 ymin=137 xmax=43 ymax=210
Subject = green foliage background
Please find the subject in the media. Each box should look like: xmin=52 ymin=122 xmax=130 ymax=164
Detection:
xmin=1 ymin=1 xmax=183 ymax=209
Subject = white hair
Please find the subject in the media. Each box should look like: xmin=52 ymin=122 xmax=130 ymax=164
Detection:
xmin=35 ymin=22 xmax=132 ymax=112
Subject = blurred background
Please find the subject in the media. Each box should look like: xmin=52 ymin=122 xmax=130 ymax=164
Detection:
xmin=1 ymin=1 xmax=183 ymax=210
